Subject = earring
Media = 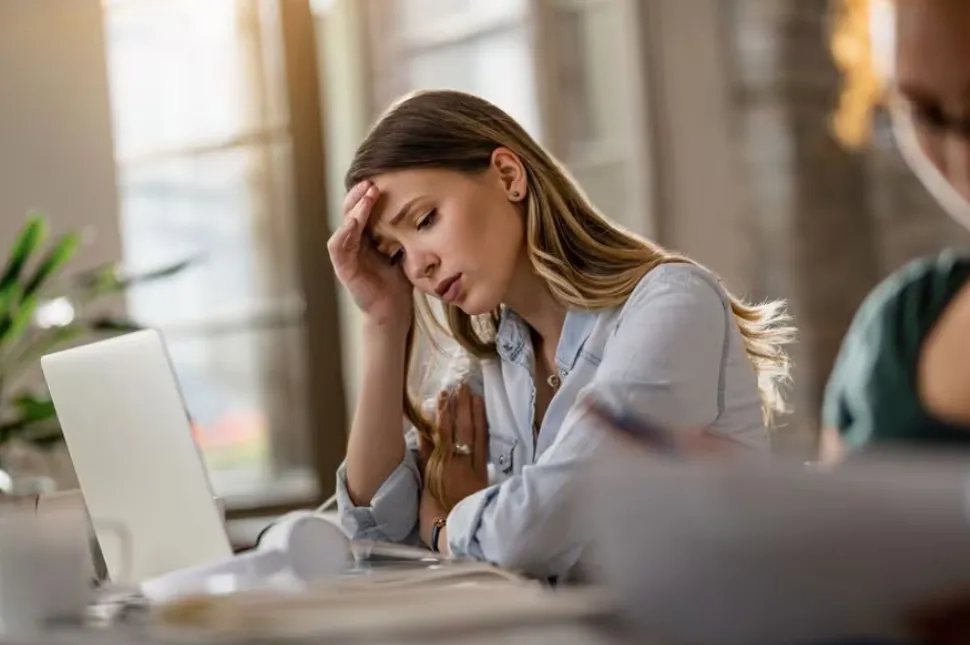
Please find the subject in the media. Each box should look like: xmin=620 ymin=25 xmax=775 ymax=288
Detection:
xmin=511 ymin=191 xmax=521 ymax=199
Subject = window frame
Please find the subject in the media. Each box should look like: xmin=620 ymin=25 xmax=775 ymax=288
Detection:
xmin=103 ymin=0 xmax=346 ymax=516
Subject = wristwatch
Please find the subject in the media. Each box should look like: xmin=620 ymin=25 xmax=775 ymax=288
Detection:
xmin=430 ymin=517 xmax=446 ymax=552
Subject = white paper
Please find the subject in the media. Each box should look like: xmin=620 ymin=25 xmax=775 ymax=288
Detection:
xmin=579 ymin=442 xmax=970 ymax=645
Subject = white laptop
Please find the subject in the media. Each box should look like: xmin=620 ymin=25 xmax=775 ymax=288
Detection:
xmin=41 ymin=329 xmax=233 ymax=586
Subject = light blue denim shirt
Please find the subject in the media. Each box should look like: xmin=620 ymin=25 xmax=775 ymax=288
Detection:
xmin=336 ymin=263 xmax=768 ymax=578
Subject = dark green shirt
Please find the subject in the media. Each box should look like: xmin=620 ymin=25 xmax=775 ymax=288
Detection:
xmin=822 ymin=249 xmax=970 ymax=448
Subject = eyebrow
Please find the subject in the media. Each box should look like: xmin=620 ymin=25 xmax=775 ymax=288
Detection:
xmin=370 ymin=196 xmax=423 ymax=248
xmin=896 ymin=82 xmax=938 ymax=103
xmin=897 ymin=81 xmax=970 ymax=104
xmin=389 ymin=196 xmax=423 ymax=227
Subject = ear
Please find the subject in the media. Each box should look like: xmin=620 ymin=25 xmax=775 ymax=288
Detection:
xmin=490 ymin=148 xmax=528 ymax=202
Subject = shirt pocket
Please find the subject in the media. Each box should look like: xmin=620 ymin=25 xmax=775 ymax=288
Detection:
xmin=488 ymin=433 xmax=518 ymax=479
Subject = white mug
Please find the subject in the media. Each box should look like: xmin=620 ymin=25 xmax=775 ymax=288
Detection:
xmin=0 ymin=505 xmax=92 ymax=634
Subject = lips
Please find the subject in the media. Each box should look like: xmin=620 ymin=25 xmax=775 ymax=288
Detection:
xmin=435 ymin=275 xmax=462 ymax=303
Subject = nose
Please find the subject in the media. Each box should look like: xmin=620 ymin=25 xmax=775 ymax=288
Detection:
xmin=403 ymin=247 xmax=438 ymax=287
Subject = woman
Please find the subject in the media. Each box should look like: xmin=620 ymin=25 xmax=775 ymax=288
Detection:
xmin=822 ymin=0 xmax=970 ymax=461
xmin=328 ymin=89 xmax=794 ymax=579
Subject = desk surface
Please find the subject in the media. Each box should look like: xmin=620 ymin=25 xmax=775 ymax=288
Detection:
xmin=6 ymin=583 xmax=628 ymax=645
xmin=1 ymin=622 xmax=627 ymax=645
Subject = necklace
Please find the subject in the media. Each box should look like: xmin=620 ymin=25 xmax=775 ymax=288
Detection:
xmin=546 ymin=373 xmax=561 ymax=390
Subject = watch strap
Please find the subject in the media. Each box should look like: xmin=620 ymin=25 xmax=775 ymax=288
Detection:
xmin=430 ymin=517 xmax=446 ymax=552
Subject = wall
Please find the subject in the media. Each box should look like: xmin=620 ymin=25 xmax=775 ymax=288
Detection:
xmin=636 ymin=0 xmax=757 ymax=297
xmin=0 ymin=0 xmax=123 ymax=277
xmin=313 ymin=0 xmax=372 ymax=412
xmin=0 ymin=0 xmax=124 ymax=487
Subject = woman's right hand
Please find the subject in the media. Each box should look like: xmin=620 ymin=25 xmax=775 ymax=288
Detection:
xmin=327 ymin=181 xmax=413 ymax=331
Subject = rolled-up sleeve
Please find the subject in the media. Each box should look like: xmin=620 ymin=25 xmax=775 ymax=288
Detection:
xmin=335 ymin=354 xmax=484 ymax=545
xmin=335 ymin=429 xmax=422 ymax=543
xmin=446 ymin=267 xmax=732 ymax=578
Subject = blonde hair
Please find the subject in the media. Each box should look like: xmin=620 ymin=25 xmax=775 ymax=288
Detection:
xmin=830 ymin=0 xmax=890 ymax=148
xmin=347 ymin=90 xmax=795 ymax=511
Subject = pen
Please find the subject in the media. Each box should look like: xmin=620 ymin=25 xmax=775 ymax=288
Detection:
xmin=583 ymin=396 xmax=682 ymax=457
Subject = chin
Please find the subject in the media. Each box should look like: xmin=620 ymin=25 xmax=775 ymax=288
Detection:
xmin=455 ymin=301 xmax=492 ymax=316
xmin=455 ymin=288 xmax=500 ymax=317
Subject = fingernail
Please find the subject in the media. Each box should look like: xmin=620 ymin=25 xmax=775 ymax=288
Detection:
xmin=366 ymin=186 xmax=378 ymax=197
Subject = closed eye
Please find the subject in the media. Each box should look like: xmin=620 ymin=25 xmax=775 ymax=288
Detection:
xmin=416 ymin=208 xmax=437 ymax=231
xmin=384 ymin=209 xmax=436 ymax=265
xmin=911 ymin=100 xmax=949 ymax=131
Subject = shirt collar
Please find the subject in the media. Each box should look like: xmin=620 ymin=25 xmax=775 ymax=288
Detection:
xmin=495 ymin=307 xmax=598 ymax=371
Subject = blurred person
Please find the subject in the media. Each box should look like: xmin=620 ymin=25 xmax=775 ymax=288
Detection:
xmin=821 ymin=0 xmax=970 ymax=464
xmin=822 ymin=4 xmax=970 ymax=643
xmin=327 ymin=89 xmax=795 ymax=579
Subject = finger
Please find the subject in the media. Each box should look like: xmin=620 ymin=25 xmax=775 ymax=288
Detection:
xmin=341 ymin=188 xmax=379 ymax=255
xmin=348 ymin=185 xmax=379 ymax=229
xmin=435 ymin=390 xmax=454 ymax=447
xmin=341 ymin=181 xmax=371 ymax=216
xmin=340 ymin=216 xmax=363 ymax=252
xmin=327 ymin=193 xmax=367 ymax=252
xmin=331 ymin=183 xmax=376 ymax=241
xmin=455 ymin=384 xmax=474 ymax=450
xmin=336 ymin=186 xmax=380 ymax=252
xmin=472 ymin=394 xmax=487 ymax=473
xmin=326 ymin=215 xmax=359 ymax=258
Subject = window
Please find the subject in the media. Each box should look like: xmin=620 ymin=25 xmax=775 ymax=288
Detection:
xmin=363 ymin=0 xmax=651 ymax=234
xmin=366 ymin=0 xmax=541 ymax=139
xmin=103 ymin=0 xmax=321 ymax=507
xmin=542 ymin=0 xmax=653 ymax=236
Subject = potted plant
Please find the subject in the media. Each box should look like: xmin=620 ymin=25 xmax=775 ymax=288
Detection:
xmin=0 ymin=212 xmax=190 ymax=493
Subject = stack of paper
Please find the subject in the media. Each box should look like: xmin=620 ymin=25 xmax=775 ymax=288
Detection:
xmin=150 ymin=580 xmax=611 ymax=642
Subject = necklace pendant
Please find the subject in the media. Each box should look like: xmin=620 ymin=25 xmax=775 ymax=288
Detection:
xmin=547 ymin=373 xmax=561 ymax=390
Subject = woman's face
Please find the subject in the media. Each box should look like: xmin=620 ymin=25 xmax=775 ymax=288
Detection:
xmin=367 ymin=151 xmax=528 ymax=315
xmin=893 ymin=0 xmax=970 ymax=225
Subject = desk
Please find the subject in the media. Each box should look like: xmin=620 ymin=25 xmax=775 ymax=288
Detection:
xmin=0 ymin=584 xmax=631 ymax=645
xmin=1 ymin=496 xmax=635 ymax=644
xmin=0 ymin=621 xmax=627 ymax=645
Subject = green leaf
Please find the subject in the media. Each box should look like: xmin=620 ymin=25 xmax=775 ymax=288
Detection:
xmin=3 ymin=292 xmax=40 ymax=349
xmin=0 ymin=416 xmax=62 ymax=447
xmin=70 ymin=257 xmax=194 ymax=304
xmin=0 ymin=324 xmax=85 ymax=382
xmin=0 ymin=393 xmax=56 ymax=444
xmin=0 ymin=283 xmax=22 ymax=319
xmin=23 ymin=231 xmax=80 ymax=297
xmin=0 ymin=283 xmax=24 ymax=342
xmin=114 ymin=257 xmax=196 ymax=289
xmin=69 ymin=261 xmax=120 ymax=292
xmin=10 ymin=393 xmax=56 ymax=426
xmin=0 ymin=214 xmax=47 ymax=295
